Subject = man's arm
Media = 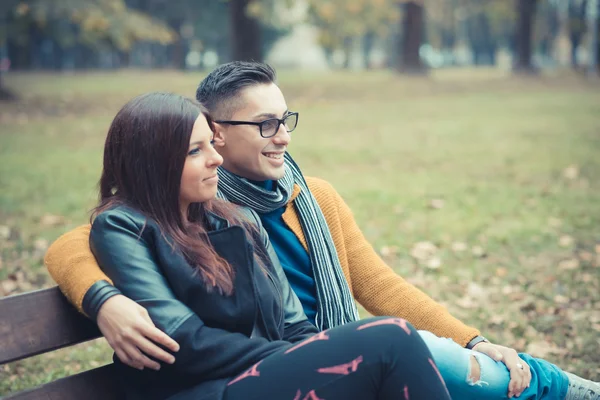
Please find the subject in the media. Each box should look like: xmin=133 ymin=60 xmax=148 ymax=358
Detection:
xmin=328 ymin=185 xmax=480 ymax=347
xmin=328 ymin=184 xmax=532 ymax=397
xmin=90 ymin=208 xmax=290 ymax=378
xmin=44 ymin=224 xmax=179 ymax=370
xmin=44 ymin=224 xmax=113 ymax=314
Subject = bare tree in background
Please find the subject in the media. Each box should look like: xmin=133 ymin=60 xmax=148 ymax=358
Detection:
xmin=514 ymin=0 xmax=538 ymax=73
xmin=230 ymin=0 xmax=262 ymax=61
xmin=399 ymin=0 xmax=427 ymax=74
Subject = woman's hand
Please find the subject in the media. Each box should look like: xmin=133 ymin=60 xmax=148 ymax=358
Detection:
xmin=96 ymin=294 xmax=180 ymax=370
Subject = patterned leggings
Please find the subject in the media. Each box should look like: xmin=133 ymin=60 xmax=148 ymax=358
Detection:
xmin=224 ymin=317 xmax=451 ymax=400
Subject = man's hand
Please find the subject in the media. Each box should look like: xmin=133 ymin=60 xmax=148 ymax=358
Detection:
xmin=472 ymin=342 xmax=532 ymax=398
xmin=96 ymin=295 xmax=180 ymax=371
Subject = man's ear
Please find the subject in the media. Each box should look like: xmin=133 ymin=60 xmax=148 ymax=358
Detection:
xmin=212 ymin=124 xmax=226 ymax=147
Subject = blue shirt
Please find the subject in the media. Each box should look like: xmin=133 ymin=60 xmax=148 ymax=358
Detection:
xmin=252 ymin=180 xmax=318 ymax=323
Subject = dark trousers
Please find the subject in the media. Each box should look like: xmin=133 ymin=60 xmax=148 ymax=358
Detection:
xmin=224 ymin=317 xmax=451 ymax=400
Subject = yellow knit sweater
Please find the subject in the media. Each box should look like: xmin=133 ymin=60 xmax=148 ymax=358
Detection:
xmin=44 ymin=176 xmax=479 ymax=346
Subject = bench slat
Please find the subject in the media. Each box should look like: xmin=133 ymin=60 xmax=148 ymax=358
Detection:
xmin=3 ymin=364 xmax=124 ymax=400
xmin=0 ymin=287 xmax=102 ymax=364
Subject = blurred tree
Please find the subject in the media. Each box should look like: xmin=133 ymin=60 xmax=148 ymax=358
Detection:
xmin=568 ymin=0 xmax=588 ymax=68
xmin=125 ymin=0 xmax=289 ymax=65
xmin=241 ymin=0 xmax=293 ymax=63
xmin=514 ymin=0 xmax=539 ymax=73
xmin=4 ymin=0 xmax=175 ymax=68
xmin=0 ymin=0 xmax=21 ymax=98
xmin=307 ymin=0 xmax=400 ymax=68
xmin=230 ymin=0 xmax=262 ymax=61
xmin=398 ymin=0 xmax=427 ymax=73
xmin=426 ymin=0 xmax=514 ymax=66
xmin=426 ymin=0 xmax=457 ymax=58
xmin=533 ymin=0 xmax=559 ymax=63
xmin=1 ymin=0 xmax=175 ymax=98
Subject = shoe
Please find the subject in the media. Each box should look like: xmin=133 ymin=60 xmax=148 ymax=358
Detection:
xmin=564 ymin=372 xmax=600 ymax=400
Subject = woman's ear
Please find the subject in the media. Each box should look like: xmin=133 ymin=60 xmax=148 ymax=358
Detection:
xmin=212 ymin=124 xmax=226 ymax=147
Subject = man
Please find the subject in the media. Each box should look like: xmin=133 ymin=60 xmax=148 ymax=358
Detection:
xmin=45 ymin=62 xmax=598 ymax=400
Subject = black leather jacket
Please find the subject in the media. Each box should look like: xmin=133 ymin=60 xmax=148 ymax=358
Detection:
xmin=89 ymin=205 xmax=318 ymax=400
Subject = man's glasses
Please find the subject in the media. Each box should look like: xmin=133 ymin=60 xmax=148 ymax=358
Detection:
xmin=215 ymin=112 xmax=299 ymax=138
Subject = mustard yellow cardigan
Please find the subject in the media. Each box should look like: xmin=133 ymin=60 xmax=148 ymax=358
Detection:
xmin=44 ymin=176 xmax=479 ymax=346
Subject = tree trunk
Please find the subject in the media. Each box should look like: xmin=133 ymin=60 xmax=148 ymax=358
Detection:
xmin=0 ymin=52 xmax=16 ymax=101
xmin=514 ymin=0 xmax=538 ymax=74
xmin=362 ymin=31 xmax=375 ymax=69
xmin=342 ymin=37 xmax=352 ymax=69
xmin=398 ymin=1 xmax=427 ymax=74
xmin=229 ymin=0 xmax=262 ymax=62
xmin=169 ymin=19 xmax=188 ymax=70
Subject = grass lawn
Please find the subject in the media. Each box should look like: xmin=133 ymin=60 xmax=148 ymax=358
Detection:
xmin=1 ymin=68 xmax=599 ymax=395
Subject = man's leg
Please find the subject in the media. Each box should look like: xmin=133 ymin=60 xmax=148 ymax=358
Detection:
xmin=418 ymin=330 xmax=569 ymax=400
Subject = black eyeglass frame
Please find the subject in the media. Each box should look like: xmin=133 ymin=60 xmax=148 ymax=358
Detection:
xmin=214 ymin=112 xmax=299 ymax=138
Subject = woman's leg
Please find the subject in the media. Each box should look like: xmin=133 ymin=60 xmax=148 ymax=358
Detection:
xmin=418 ymin=330 xmax=569 ymax=400
xmin=224 ymin=317 xmax=450 ymax=400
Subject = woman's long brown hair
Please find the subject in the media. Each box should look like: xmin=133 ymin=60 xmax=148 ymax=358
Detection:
xmin=92 ymin=92 xmax=258 ymax=295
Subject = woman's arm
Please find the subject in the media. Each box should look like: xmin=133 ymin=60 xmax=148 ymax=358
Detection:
xmin=90 ymin=208 xmax=290 ymax=379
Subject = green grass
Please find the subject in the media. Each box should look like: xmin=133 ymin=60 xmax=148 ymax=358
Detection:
xmin=1 ymin=69 xmax=599 ymax=395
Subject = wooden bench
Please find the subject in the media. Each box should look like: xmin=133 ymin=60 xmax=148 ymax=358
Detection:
xmin=0 ymin=287 xmax=124 ymax=399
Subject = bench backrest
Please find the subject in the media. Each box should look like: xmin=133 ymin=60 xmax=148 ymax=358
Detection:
xmin=0 ymin=287 xmax=124 ymax=399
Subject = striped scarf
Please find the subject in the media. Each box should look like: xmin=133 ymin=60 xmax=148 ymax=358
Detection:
xmin=216 ymin=153 xmax=359 ymax=330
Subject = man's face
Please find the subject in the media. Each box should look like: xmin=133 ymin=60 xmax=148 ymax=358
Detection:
xmin=213 ymin=83 xmax=291 ymax=181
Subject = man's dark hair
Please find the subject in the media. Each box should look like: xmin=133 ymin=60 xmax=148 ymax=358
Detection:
xmin=196 ymin=61 xmax=277 ymax=119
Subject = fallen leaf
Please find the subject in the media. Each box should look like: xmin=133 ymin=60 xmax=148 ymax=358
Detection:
xmin=525 ymin=341 xmax=568 ymax=359
xmin=547 ymin=217 xmax=562 ymax=228
xmin=501 ymin=285 xmax=514 ymax=295
xmin=380 ymin=246 xmax=399 ymax=257
xmin=425 ymin=257 xmax=442 ymax=269
xmin=429 ymin=199 xmax=445 ymax=209
xmin=455 ymin=296 xmax=478 ymax=309
xmin=451 ymin=242 xmax=467 ymax=252
xmin=580 ymin=273 xmax=594 ymax=283
xmin=467 ymin=282 xmax=486 ymax=299
xmin=495 ymin=267 xmax=508 ymax=278
xmin=471 ymin=246 xmax=486 ymax=257
xmin=0 ymin=225 xmax=10 ymax=240
xmin=1 ymin=280 xmax=17 ymax=295
xmin=34 ymin=238 xmax=49 ymax=252
xmin=558 ymin=259 xmax=580 ymax=270
xmin=40 ymin=214 xmax=66 ymax=227
xmin=562 ymin=165 xmax=579 ymax=180
xmin=410 ymin=241 xmax=437 ymax=261
xmin=554 ymin=295 xmax=570 ymax=304
xmin=558 ymin=235 xmax=574 ymax=248
xmin=580 ymin=251 xmax=594 ymax=262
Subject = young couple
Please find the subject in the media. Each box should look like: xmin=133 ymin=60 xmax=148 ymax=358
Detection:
xmin=45 ymin=62 xmax=598 ymax=400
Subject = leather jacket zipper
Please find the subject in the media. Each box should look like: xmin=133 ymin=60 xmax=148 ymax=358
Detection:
xmin=265 ymin=268 xmax=284 ymax=328
xmin=246 ymin=243 xmax=274 ymax=341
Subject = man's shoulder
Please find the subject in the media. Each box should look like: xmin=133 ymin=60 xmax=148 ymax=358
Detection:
xmin=305 ymin=176 xmax=337 ymax=196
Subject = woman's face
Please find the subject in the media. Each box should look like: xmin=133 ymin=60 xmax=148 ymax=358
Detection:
xmin=179 ymin=114 xmax=223 ymax=211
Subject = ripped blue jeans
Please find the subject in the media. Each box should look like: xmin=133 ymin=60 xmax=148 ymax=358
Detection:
xmin=419 ymin=331 xmax=569 ymax=400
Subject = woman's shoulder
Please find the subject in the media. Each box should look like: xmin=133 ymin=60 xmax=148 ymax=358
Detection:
xmin=92 ymin=204 xmax=151 ymax=233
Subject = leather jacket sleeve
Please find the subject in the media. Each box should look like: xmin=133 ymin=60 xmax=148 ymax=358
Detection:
xmin=242 ymin=208 xmax=319 ymax=343
xmin=89 ymin=208 xmax=291 ymax=379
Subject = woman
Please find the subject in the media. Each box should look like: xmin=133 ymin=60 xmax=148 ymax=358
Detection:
xmin=89 ymin=92 xmax=450 ymax=400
